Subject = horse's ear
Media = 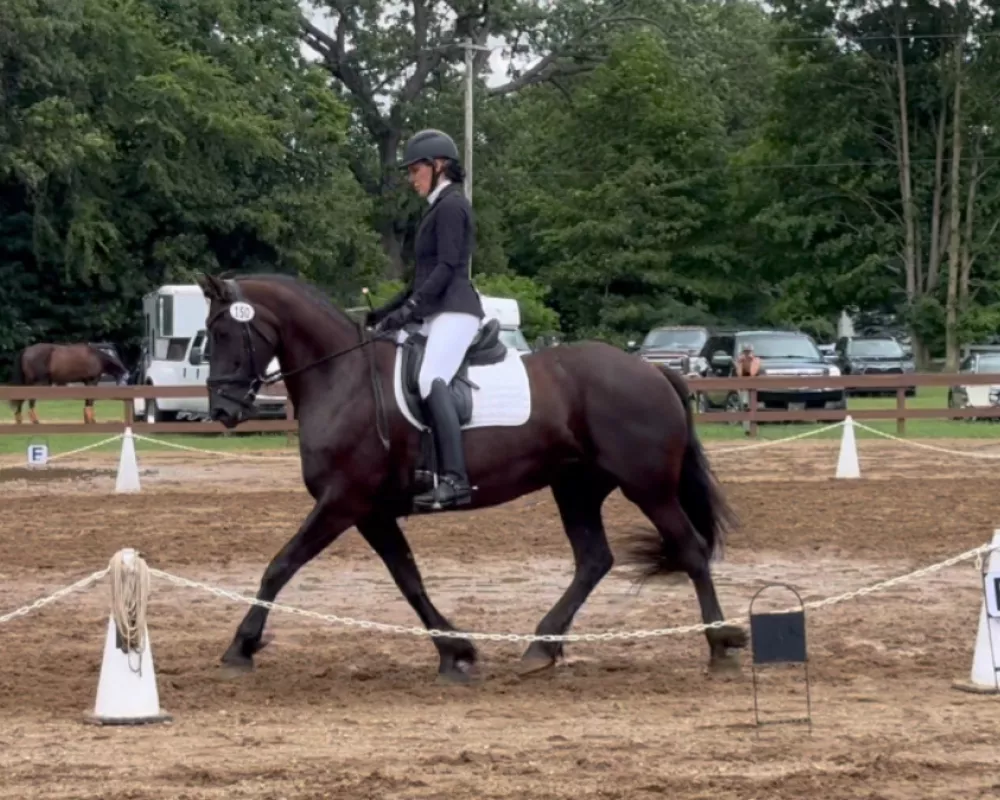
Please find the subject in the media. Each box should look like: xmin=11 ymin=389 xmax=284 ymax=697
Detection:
xmin=196 ymin=273 xmax=231 ymax=302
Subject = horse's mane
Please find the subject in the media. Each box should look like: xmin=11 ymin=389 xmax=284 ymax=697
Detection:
xmin=226 ymin=272 xmax=360 ymax=328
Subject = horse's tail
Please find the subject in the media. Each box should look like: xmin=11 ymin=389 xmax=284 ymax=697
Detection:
xmin=630 ymin=365 xmax=738 ymax=576
xmin=9 ymin=348 xmax=25 ymax=410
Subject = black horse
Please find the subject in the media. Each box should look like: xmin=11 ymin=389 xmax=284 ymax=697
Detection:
xmin=195 ymin=272 xmax=746 ymax=681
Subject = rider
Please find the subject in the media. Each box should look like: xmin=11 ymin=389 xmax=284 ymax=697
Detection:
xmin=366 ymin=128 xmax=485 ymax=510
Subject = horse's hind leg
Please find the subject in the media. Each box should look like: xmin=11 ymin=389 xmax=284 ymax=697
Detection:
xmin=12 ymin=399 xmax=23 ymax=424
xmin=519 ymin=467 xmax=616 ymax=675
xmin=629 ymin=492 xmax=746 ymax=670
xmin=28 ymin=399 xmax=38 ymax=424
xmin=83 ymin=379 xmax=97 ymax=423
xmin=356 ymin=512 xmax=478 ymax=683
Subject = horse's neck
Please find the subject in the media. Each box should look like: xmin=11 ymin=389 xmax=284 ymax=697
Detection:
xmin=268 ymin=293 xmax=364 ymax=411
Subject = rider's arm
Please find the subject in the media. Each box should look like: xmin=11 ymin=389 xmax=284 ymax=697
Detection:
xmin=409 ymin=199 xmax=469 ymax=314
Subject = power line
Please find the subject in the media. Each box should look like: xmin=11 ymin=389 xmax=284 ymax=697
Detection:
xmin=480 ymin=155 xmax=1000 ymax=176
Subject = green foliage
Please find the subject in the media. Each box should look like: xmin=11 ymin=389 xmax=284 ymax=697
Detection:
xmin=362 ymin=272 xmax=560 ymax=342
xmin=0 ymin=0 xmax=379 ymax=377
xmin=7 ymin=0 xmax=1000 ymax=383
xmin=473 ymin=273 xmax=560 ymax=341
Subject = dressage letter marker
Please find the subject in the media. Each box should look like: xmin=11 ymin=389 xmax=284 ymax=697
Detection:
xmin=953 ymin=530 xmax=1000 ymax=695
xmin=26 ymin=442 xmax=48 ymax=468
xmin=749 ymin=584 xmax=813 ymax=734
xmin=229 ymin=302 xmax=255 ymax=322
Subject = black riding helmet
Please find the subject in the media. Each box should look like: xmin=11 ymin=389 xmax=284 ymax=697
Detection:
xmin=400 ymin=128 xmax=460 ymax=167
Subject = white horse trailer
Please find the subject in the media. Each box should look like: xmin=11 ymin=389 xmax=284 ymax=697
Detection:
xmin=134 ymin=284 xmax=286 ymax=422
xmin=479 ymin=295 xmax=531 ymax=353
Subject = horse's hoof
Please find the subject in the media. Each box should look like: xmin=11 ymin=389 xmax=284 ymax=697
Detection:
xmin=707 ymin=653 xmax=742 ymax=675
xmin=219 ymin=655 xmax=254 ymax=678
xmin=438 ymin=658 xmax=478 ymax=685
xmin=516 ymin=653 xmax=557 ymax=677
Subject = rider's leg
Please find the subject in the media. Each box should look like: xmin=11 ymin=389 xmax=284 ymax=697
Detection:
xmin=415 ymin=312 xmax=481 ymax=509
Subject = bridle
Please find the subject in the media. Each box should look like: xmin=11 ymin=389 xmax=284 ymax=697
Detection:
xmin=204 ymin=280 xmax=392 ymax=449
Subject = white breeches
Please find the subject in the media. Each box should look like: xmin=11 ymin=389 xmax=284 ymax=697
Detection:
xmin=417 ymin=312 xmax=482 ymax=399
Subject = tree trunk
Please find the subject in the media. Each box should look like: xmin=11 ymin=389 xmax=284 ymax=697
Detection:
xmin=376 ymin=129 xmax=407 ymax=279
xmin=892 ymin=32 xmax=923 ymax=366
xmin=960 ymin=135 xmax=981 ymax=308
xmin=925 ymin=91 xmax=948 ymax=294
xmin=944 ymin=37 xmax=964 ymax=372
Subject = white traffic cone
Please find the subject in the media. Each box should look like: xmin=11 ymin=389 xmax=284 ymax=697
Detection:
xmin=835 ymin=415 xmax=860 ymax=479
xmin=85 ymin=549 xmax=171 ymax=724
xmin=84 ymin=617 xmax=172 ymax=725
xmin=953 ymin=530 xmax=1000 ymax=695
xmin=115 ymin=427 xmax=140 ymax=493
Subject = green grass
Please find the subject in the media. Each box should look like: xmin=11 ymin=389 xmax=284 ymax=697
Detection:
xmin=1 ymin=389 xmax=997 ymax=458
xmin=0 ymin=399 xmax=295 ymax=457
xmin=696 ymin=386 xmax=1000 ymax=441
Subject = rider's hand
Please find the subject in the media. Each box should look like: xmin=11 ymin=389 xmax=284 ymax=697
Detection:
xmin=380 ymin=301 xmax=417 ymax=331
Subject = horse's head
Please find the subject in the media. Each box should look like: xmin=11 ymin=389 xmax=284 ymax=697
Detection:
xmin=196 ymin=273 xmax=281 ymax=429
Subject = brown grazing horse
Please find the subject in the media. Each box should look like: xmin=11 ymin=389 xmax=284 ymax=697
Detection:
xmin=9 ymin=343 xmax=128 ymax=424
xmin=195 ymin=272 xmax=747 ymax=682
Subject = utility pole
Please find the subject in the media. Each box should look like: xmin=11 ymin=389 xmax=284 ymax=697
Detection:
xmin=457 ymin=38 xmax=490 ymax=204
xmin=456 ymin=38 xmax=490 ymax=279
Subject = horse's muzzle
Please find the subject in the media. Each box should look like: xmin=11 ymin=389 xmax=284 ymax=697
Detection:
xmin=208 ymin=386 xmax=251 ymax=429
xmin=210 ymin=405 xmax=242 ymax=429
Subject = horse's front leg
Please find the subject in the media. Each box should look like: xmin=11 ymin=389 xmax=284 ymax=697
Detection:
xmin=221 ymin=489 xmax=360 ymax=673
xmin=356 ymin=511 xmax=478 ymax=683
xmin=28 ymin=399 xmax=38 ymax=424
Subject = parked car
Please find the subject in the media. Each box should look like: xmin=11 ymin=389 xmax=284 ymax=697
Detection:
xmin=834 ymin=335 xmax=915 ymax=396
xmin=693 ymin=329 xmax=845 ymax=414
xmin=948 ymin=350 xmax=1000 ymax=420
xmin=629 ymin=325 xmax=710 ymax=374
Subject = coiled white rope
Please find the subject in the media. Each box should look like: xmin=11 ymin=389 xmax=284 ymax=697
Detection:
xmin=108 ymin=549 xmax=150 ymax=666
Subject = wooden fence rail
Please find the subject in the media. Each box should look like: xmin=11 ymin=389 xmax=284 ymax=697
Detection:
xmin=0 ymin=371 xmax=998 ymax=438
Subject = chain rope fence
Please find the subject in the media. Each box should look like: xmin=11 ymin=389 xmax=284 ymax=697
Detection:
xmin=2 ymin=541 xmax=996 ymax=644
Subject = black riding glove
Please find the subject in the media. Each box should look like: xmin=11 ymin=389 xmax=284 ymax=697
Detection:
xmin=379 ymin=298 xmax=419 ymax=331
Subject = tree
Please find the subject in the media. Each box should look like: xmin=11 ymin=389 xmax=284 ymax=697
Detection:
xmin=472 ymin=4 xmax=779 ymax=344
xmin=763 ymin=0 xmax=1000 ymax=366
xmin=298 ymin=0 xmax=668 ymax=275
xmin=0 ymin=0 xmax=379 ymax=376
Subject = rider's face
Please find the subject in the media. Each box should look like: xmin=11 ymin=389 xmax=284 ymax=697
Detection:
xmin=408 ymin=161 xmax=433 ymax=197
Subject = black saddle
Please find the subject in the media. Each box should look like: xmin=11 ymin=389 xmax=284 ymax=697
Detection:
xmin=400 ymin=317 xmax=508 ymax=427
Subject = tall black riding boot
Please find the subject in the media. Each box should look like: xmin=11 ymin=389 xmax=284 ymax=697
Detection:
xmin=413 ymin=378 xmax=472 ymax=511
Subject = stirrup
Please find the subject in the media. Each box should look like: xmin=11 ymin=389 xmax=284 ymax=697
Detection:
xmin=413 ymin=474 xmax=472 ymax=510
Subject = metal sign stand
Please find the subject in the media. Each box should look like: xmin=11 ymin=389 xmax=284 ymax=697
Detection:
xmin=749 ymin=583 xmax=812 ymax=735
xmin=982 ymin=566 xmax=1000 ymax=692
